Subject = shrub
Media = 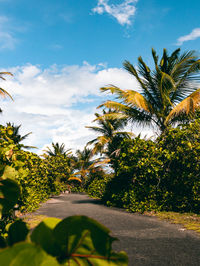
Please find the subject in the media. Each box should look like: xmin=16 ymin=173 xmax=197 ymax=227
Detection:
xmin=101 ymin=119 xmax=200 ymax=213
xmin=87 ymin=174 xmax=112 ymax=199
xmin=0 ymin=175 xmax=128 ymax=265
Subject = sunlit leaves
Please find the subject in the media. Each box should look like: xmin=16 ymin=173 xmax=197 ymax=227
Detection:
xmin=100 ymin=48 xmax=200 ymax=132
xmin=0 ymin=243 xmax=59 ymax=266
xmin=31 ymin=216 xmax=128 ymax=265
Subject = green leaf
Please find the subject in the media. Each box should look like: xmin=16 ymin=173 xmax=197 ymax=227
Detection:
xmin=53 ymin=215 xmax=128 ymax=265
xmin=1 ymin=166 xmax=19 ymax=180
xmin=0 ymin=179 xmax=20 ymax=218
xmin=31 ymin=218 xmax=61 ymax=256
xmin=0 ymin=242 xmax=59 ymax=265
xmin=8 ymin=220 xmax=29 ymax=246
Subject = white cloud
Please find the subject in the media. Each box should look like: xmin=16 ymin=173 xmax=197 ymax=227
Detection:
xmin=0 ymin=62 xmax=140 ymax=154
xmin=92 ymin=0 xmax=138 ymax=26
xmin=0 ymin=15 xmax=17 ymax=50
xmin=177 ymin=28 xmax=200 ymax=45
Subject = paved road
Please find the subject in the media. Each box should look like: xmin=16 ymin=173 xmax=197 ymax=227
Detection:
xmin=34 ymin=193 xmax=200 ymax=266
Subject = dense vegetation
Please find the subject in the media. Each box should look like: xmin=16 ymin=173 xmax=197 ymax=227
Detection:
xmin=0 ymin=106 xmax=128 ymax=265
xmin=1 ymin=48 xmax=200 ymax=264
xmin=0 ymin=168 xmax=128 ymax=265
xmin=94 ymin=118 xmax=200 ymax=213
xmin=85 ymin=48 xmax=200 ymax=214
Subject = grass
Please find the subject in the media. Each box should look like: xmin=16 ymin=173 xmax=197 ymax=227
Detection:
xmin=145 ymin=211 xmax=200 ymax=234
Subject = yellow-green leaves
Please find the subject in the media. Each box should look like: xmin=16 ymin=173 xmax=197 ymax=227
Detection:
xmin=0 ymin=216 xmax=128 ymax=265
xmin=0 ymin=243 xmax=59 ymax=266
xmin=30 ymin=215 xmax=128 ymax=265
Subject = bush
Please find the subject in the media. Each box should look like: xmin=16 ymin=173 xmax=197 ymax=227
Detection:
xmin=156 ymin=120 xmax=200 ymax=212
xmin=102 ymin=137 xmax=161 ymax=211
xmin=101 ymin=119 xmax=200 ymax=213
xmin=0 ymin=124 xmax=76 ymax=213
xmin=87 ymin=174 xmax=112 ymax=199
xmin=0 ymin=177 xmax=128 ymax=265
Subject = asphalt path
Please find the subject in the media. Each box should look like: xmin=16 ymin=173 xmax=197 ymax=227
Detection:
xmin=34 ymin=193 xmax=200 ymax=266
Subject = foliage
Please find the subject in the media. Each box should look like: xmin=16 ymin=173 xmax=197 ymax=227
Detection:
xmin=102 ymin=137 xmax=161 ymax=212
xmin=0 ymin=178 xmax=128 ymax=265
xmin=0 ymin=124 xmax=76 ymax=213
xmin=44 ymin=142 xmax=72 ymax=157
xmin=0 ymin=137 xmax=128 ymax=265
xmin=72 ymin=147 xmax=108 ymax=186
xmin=0 ymin=216 xmax=128 ymax=265
xmin=94 ymin=118 xmax=200 ymax=213
xmin=99 ymin=48 xmax=200 ymax=132
xmin=86 ymin=110 xmax=131 ymax=155
xmin=0 ymin=124 xmax=28 ymax=231
xmin=17 ymin=151 xmax=52 ymax=212
xmin=5 ymin=122 xmax=34 ymax=149
xmin=86 ymin=110 xmax=133 ymax=173
xmin=87 ymin=174 xmax=112 ymax=199
xmin=44 ymin=154 xmax=73 ymax=193
xmin=156 ymin=119 xmax=200 ymax=212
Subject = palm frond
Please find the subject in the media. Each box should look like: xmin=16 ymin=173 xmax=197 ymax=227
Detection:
xmin=165 ymin=88 xmax=200 ymax=125
xmin=85 ymin=125 xmax=106 ymax=134
xmin=0 ymin=87 xmax=13 ymax=100
xmin=123 ymin=90 xmax=150 ymax=111
xmin=100 ymin=86 xmax=124 ymax=98
xmin=0 ymin=72 xmax=13 ymax=100
xmin=98 ymin=100 xmax=130 ymax=113
xmin=94 ymin=112 xmax=129 ymax=122
xmin=68 ymin=176 xmax=82 ymax=183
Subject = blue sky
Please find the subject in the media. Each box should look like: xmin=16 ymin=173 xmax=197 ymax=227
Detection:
xmin=0 ymin=0 xmax=200 ymax=152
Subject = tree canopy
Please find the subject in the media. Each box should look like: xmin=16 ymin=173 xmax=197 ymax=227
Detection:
xmin=99 ymin=48 xmax=200 ymax=132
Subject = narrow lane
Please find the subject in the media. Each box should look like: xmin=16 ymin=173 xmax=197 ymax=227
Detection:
xmin=34 ymin=193 xmax=200 ymax=266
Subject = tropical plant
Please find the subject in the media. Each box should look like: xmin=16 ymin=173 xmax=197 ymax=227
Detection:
xmin=99 ymin=48 xmax=200 ymax=132
xmin=45 ymin=142 xmax=71 ymax=157
xmin=0 ymin=162 xmax=128 ymax=265
xmin=6 ymin=123 xmax=31 ymax=144
xmin=71 ymin=147 xmax=108 ymax=183
xmin=99 ymin=117 xmax=200 ymax=213
xmin=5 ymin=123 xmax=35 ymax=150
xmin=86 ymin=110 xmax=133 ymax=155
xmin=0 ymin=215 xmax=128 ymax=265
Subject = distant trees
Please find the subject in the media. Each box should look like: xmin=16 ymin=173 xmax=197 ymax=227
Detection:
xmin=45 ymin=142 xmax=72 ymax=157
xmin=86 ymin=110 xmax=132 ymax=156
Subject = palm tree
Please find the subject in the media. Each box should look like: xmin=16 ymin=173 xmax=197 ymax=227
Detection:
xmin=45 ymin=142 xmax=72 ymax=157
xmin=71 ymin=147 xmax=108 ymax=182
xmin=99 ymin=48 xmax=200 ymax=132
xmin=5 ymin=123 xmax=35 ymax=149
xmin=6 ymin=123 xmax=31 ymax=143
xmin=86 ymin=110 xmax=133 ymax=156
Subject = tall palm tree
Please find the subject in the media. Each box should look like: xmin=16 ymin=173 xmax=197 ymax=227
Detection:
xmin=45 ymin=142 xmax=72 ymax=157
xmin=86 ymin=110 xmax=133 ymax=155
xmin=99 ymin=48 xmax=200 ymax=132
